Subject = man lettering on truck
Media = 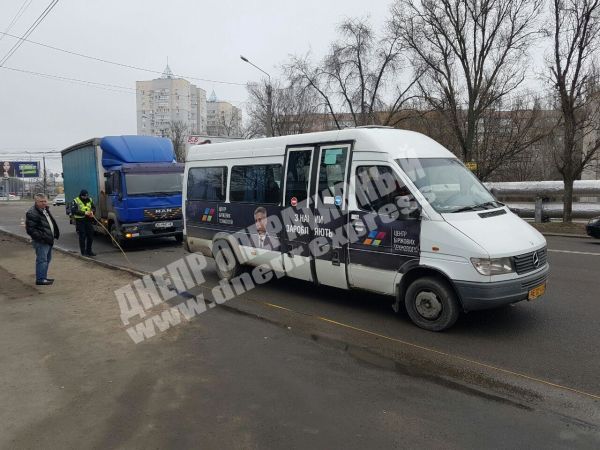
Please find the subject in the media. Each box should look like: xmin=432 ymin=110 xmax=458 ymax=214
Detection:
xmin=71 ymin=189 xmax=96 ymax=257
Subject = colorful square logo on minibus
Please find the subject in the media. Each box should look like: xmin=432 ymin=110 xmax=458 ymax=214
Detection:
xmin=201 ymin=207 xmax=215 ymax=222
xmin=363 ymin=230 xmax=386 ymax=246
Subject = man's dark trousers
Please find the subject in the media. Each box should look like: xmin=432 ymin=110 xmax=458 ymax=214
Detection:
xmin=75 ymin=219 xmax=94 ymax=255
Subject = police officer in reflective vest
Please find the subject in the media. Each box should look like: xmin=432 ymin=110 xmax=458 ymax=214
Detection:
xmin=71 ymin=189 xmax=96 ymax=256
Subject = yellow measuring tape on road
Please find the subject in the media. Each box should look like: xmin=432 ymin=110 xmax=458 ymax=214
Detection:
xmin=90 ymin=215 xmax=132 ymax=266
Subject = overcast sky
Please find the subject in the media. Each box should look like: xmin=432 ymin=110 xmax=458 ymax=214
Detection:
xmin=0 ymin=0 xmax=394 ymax=173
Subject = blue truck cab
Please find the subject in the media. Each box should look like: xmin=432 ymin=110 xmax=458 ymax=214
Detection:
xmin=61 ymin=135 xmax=184 ymax=246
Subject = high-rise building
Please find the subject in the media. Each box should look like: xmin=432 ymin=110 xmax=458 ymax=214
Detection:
xmin=136 ymin=65 xmax=207 ymax=136
xmin=206 ymin=91 xmax=243 ymax=137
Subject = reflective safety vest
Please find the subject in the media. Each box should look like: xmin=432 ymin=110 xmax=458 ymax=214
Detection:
xmin=73 ymin=196 xmax=93 ymax=219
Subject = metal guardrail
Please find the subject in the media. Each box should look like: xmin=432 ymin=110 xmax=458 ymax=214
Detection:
xmin=506 ymin=202 xmax=600 ymax=219
xmin=485 ymin=180 xmax=600 ymax=197
xmin=483 ymin=180 xmax=600 ymax=220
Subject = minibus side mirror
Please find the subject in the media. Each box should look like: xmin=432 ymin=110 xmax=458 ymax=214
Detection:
xmin=408 ymin=205 xmax=422 ymax=220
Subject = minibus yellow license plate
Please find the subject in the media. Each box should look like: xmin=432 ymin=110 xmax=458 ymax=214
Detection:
xmin=528 ymin=283 xmax=546 ymax=301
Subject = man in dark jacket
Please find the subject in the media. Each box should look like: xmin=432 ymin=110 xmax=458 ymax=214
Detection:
xmin=25 ymin=193 xmax=60 ymax=285
xmin=70 ymin=189 xmax=96 ymax=256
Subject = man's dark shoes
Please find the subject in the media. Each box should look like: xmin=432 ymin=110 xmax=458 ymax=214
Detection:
xmin=36 ymin=279 xmax=53 ymax=285
xmin=87 ymin=252 xmax=97 ymax=257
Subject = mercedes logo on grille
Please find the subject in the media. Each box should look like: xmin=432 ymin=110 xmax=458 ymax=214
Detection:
xmin=532 ymin=251 xmax=540 ymax=268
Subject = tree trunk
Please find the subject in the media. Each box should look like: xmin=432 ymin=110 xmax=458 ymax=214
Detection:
xmin=562 ymin=177 xmax=574 ymax=222
xmin=562 ymin=117 xmax=576 ymax=223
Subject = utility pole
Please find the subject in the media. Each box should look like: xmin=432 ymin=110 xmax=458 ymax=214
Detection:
xmin=266 ymin=83 xmax=273 ymax=138
xmin=240 ymin=55 xmax=273 ymax=137
xmin=42 ymin=156 xmax=47 ymax=196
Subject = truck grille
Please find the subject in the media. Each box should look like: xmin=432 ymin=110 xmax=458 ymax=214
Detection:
xmin=513 ymin=247 xmax=547 ymax=275
xmin=144 ymin=207 xmax=182 ymax=220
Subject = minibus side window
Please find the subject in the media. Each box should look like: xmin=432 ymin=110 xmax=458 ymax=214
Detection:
xmin=318 ymin=147 xmax=348 ymax=203
xmin=285 ymin=150 xmax=312 ymax=204
xmin=187 ymin=167 xmax=227 ymax=201
xmin=230 ymin=165 xmax=282 ymax=204
xmin=355 ymin=166 xmax=414 ymax=213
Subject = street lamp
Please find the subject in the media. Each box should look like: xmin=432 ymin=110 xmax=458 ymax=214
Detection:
xmin=240 ymin=55 xmax=273 ymax=137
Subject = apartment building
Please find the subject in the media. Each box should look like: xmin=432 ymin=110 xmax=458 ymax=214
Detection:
xmin=136 ymin=65 xmax=207 ymax=136
xmin=206 ymin=91 xmax=242 ymax=137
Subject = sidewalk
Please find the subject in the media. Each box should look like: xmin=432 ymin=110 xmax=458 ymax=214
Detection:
xmin=0 ymin=234 xmax=139 ymax=448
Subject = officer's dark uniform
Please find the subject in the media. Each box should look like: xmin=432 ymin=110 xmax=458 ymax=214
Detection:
xmin=71 ymin=189 xmax=96 ymax=256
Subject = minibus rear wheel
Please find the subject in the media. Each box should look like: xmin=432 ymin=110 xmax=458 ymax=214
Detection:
xmin=404 ymin=276 xmax=460 ymax=331
xmin=212 ymin=240 xmax=241 ymax=281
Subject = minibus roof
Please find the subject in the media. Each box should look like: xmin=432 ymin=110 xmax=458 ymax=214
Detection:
xmin=186 ymin=128 xmax=456 ymax=162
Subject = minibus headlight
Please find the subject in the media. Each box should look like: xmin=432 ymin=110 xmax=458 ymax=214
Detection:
xmin=470 ymin=257 xmax=514 ymax=276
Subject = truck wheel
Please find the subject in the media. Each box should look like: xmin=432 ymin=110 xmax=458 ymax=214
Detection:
xmin=175 ymin=233 xmax=184 ymax=243
xmin=404 ymin=276 xmax=460 ymax=331
xmin=212 ymin=240 xmax=240 ymax=281
xmin=109 ymin=223 xmax=125 ymax=249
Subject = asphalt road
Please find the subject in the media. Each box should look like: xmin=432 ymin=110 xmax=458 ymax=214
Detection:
xmin=2 ymin=202 xmax=600 ymax=423
xmin=2 ymin=238 xmax=597 ymax=449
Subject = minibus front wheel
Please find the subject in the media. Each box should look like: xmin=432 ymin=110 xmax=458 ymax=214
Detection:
xmin=212 ymin=239 xmax=241 ymax=281
xmin=405 ymin=277 xmax=460 ymax=331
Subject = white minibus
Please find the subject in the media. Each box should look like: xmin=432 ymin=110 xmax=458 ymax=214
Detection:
xmin=183 ymin=127 xmax=548 ymax=331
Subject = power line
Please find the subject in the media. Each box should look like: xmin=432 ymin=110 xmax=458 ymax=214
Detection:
xmin=0 ymin=151 xmax=61 ymax=155
xmin=0 ymin=0 xmax=59 ymax=67
xmin=0 ymin=150 xmax=60 ymax=154
xmin=0 ymin=30 xmax=248 ymax=87
xmin=0 ymin=0 xmax=33 ymax=43
xmin=1 ymin=65 xmax=247 ymax=104
xmin=2 ymin=65 xmax=135 ymax=93
xmin=0 ymin=147 xmax=57 ymax=150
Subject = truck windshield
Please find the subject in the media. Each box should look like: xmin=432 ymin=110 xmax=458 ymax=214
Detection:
xmin=125 ymin=173 xmax=183 ymax=196
xmin=396 ymin=158 xmax=501 ymax=213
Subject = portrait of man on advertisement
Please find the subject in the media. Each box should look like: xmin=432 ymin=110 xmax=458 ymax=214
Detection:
xmin=253 ymin=206 xmax=280 ymax=251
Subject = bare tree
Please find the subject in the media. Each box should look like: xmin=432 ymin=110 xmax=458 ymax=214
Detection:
xmin=392 ymin=0 xmax=543 ymax=169
xmin=246 ymin=80 xmax=322 ymax=137
xmin=287 ymin=18 xmax=421 ymax=129
xmin=547 ymin=0 xmax=600 ymax=222
xmin=218 ymin=109 xmax=242 ymax=137
xmin=161 ymin=121 xmax=189 ymax=162
xmin=474 ymin=94 xmax=551 ymax=180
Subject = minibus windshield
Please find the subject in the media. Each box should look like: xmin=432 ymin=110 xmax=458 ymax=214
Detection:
xmin=396 ymin=158 xmax=501 ymax=213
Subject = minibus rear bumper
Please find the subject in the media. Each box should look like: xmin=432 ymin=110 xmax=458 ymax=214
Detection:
xmin=454 ymin=265 xmax=549 ymax=311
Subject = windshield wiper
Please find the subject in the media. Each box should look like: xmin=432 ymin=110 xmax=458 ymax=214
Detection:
xmin=139 ymin=191 xmax=180 ymax=196
xmin=450 ymin=201 xmax=503 ymax=213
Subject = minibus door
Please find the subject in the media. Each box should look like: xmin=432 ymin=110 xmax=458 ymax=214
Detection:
xmin=309 ymin=144 xmax=351 ymax=289
xmin=347 ymin=163 xmax=421 ymax=295
xmin=282 ymin=147 xmax=315 ymax=281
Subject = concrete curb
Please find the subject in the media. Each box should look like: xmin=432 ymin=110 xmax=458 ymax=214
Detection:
xmin=540 ymin=232 xmax=591 ymax=239
xmin=0 ymin=228 xmax=148 ymax=278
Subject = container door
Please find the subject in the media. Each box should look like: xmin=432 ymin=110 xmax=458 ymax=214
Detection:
xmin=282 ymin=147 xmax=315 ymax=281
